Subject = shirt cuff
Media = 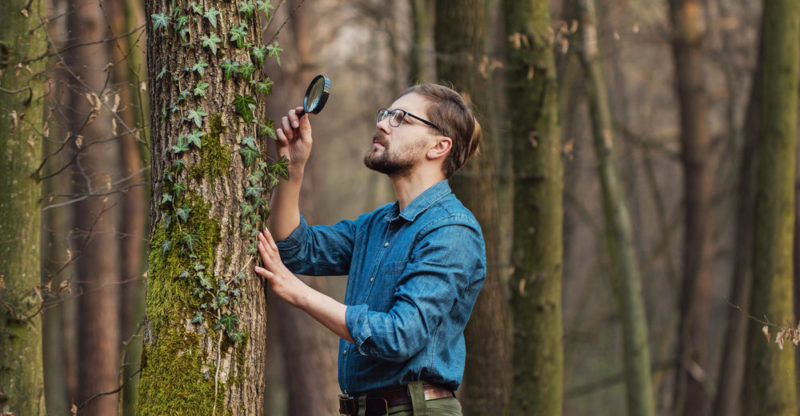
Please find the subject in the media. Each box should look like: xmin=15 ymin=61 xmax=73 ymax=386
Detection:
xmin=275 ymin=215 xmax=308 ymax=254
xmin=345 ymin=304 xmax=372 ymax=354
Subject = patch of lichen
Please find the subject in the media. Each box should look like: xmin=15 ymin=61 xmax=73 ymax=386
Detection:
xmin=189 ymin=114 xmax=232 ymax=181
xmin=137 ymin=196 xmax=224 ymax=415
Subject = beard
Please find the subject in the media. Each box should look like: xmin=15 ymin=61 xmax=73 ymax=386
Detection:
xmin=363 ymin=134 xmax=418 ymax=175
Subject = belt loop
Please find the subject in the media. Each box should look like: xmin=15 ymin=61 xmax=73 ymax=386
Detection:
xmin=358 ymin=395 xmax=367 ymax=416
xmin=407 ymin=381 xmax=428 ymax=416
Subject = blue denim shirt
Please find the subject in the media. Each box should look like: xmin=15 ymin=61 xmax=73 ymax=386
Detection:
xmin=275 ymin=180 xmax=486 ymax=395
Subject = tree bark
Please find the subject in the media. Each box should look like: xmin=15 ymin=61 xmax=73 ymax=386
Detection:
xmin=504 ymin=0 xmax=564 ymax=414
xmin=743 ymin=0 xmax=799 ymax=414
xmin=0 ymin=0 xmax=47 ymax=414
xmin=667 ymin=2 xmax=714 ymax=414
xmin=434 ymin=2 xmax=512 ymax=414
xmin=575 ymin=0 xmax=656 ymax=415
xmin=138 ymin=0 xmax=277 ymax=413
xmin=409 ymin=0 xmax=436 ymax=83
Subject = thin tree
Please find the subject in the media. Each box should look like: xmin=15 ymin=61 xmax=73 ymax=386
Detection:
xmin=742 ymin=0 xmax=799 ymax=414
xmin=0 ymin=0 xmax=47 ymax=413
xmin=504 ymin=0 xmax=564 ymax=414
xmin=667 ymin=1 xmax=714 ymax=413
xmin=434 ymin=1 xmax=512 ymax=414
xmin=575 ymin=0 xmax=655 ymax=414
xmin=137 ymin=0 xmax=282 ymax=413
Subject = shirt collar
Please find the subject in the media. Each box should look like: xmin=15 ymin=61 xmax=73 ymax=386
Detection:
xmin=385 ymin=179 xmax=452 ymax=223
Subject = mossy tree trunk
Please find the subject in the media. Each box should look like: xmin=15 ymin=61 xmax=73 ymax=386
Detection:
xmin=0 ymin=0 xmax=47 ymax=414
xmin=504 ymin=0 xmax=564 ymax=414
xmin=667 ymin=1 xmax=714 ymax=414
xmin=575 ymin=0 xmax=655 ymax=415
xmin=743 ymin=0 xmax=799 ymax=414
xmin=138 ymin=0 xmax=280 ymax=414
xmin=434 ymin=1 xmax=512 ymax=414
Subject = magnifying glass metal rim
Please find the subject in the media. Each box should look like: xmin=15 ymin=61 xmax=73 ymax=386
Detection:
xmin=298 ymin=74 xmax=331 ymax=118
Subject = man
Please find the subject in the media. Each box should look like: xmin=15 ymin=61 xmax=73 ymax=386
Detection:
xmin=254 ymin=83 xmax=485 ymax=416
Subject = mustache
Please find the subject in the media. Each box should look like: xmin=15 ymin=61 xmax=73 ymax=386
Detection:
xmin=372 ymin=133 xmax=388 ymax=146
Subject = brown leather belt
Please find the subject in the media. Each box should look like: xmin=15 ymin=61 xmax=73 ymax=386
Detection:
xmin=338 ymin=384 xmax=455 ymax=415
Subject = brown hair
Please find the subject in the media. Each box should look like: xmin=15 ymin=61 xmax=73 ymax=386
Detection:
xmin=401 ymin=83 xmax=481 ymax=178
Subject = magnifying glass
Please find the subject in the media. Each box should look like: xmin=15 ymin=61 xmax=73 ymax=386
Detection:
xmin=296 ymin=74 xmax=331 ymax=118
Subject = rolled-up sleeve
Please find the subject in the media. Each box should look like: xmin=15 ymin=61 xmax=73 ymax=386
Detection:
xmin=345 ymin=220 xmax=485 ymax=362
xmin=276 ymin=214 xmax=359 ymax=276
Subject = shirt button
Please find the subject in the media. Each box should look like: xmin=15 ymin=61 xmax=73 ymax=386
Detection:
xmin=343 ymin=349 xmax=347 ymax=355
xmin=384 ymin=242 xmax=389 ymax=247
xmin=370 ymin=277 xmax=375 ymax=282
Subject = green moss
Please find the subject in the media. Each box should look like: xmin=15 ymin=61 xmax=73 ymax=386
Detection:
xmin=190 ymin=114 xmax=232 ymax=181
xmin=138 ymin=197 xmax=226 ymax=415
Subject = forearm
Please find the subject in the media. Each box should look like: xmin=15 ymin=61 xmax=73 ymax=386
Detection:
xmin=267 ymin=165 xmax=304 ymax=241
xmin=293 ymin=283 xmax=354 ymax=344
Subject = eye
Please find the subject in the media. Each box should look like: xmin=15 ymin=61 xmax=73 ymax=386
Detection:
xmin=391 ymin=110 xmax=404 ymax=126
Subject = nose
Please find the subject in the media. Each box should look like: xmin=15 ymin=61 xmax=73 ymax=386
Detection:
xmin=376 ymin=116 xmax=392 ymax=134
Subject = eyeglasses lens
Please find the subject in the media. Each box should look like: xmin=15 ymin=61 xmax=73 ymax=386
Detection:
xmin=390 ymin=110 xmax=404 ymax=127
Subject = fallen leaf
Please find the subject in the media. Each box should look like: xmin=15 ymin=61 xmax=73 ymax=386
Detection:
xmin=763 ymin=325 xmax=770 ymax=342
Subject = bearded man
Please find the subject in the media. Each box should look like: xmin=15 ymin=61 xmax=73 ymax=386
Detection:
xmin=254 ymin=83 xmax=485 ymax=416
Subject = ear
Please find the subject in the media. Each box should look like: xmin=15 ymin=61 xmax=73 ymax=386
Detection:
xmin=426 ymin=136 xmax=452 ymax=161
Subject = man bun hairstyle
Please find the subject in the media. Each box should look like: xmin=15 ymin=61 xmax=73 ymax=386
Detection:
xmin=401 ymin=83 xmax=482 ymax=178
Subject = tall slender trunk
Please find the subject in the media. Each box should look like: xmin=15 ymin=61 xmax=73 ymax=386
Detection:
xmin=743 ymin=0 xmax=799 ymax=414
xmin=138 ymin=0 xmax=280 ymax=412
xmin=575 ymin=0 xmax=655 ymax=415
xmin=434 ymin=2 xmax=512 ymax=414
xmin=504 ymin=0 xmax=564 ymax=414
xmin=409 ymin=0 xmax=436 ymax=83
xmin=711 ymin=52 xmax=761 ymax=416
xmin=64 ymin=0 xmax=123 ymax=413
xmin=0 ymin=0 xmax=47 ymax=414
xmin=667 ymin=2 xmax=714 ymax=414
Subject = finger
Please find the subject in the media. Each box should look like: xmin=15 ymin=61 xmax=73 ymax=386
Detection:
xmin=275 ymin=127 xmax=288 ymax=146
xmin=254 ymin=266 xmax=274 ymax=280
xmin=281 ymin=116 xmax=294 ymax=140
xmin=288 ymin=108 xmax=299 ymax=129
xmin=257 ymin=241 xmax=270 ymax=263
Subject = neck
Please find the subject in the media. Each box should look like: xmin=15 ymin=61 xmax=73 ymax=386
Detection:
xmin=389 ymin=166 xmax=446 ymax=211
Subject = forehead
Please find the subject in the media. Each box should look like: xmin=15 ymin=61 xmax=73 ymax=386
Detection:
xmin=390 ymin=92 xmax=430 ymax=114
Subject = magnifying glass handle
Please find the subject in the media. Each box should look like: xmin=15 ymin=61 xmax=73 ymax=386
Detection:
xmin=296 ymin=109 xmax=306 ymax=119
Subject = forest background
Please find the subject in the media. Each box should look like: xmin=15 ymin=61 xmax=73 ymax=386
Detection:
xmin=1 ymin=0 xmax=799 ymax=415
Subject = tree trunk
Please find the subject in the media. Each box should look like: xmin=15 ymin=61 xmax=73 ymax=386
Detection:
xmin=575 ymin=0 xmax=656 ymax=415
xmin=504 ymin=0 xmax=564 ymax=414
xmin=409 ymin=0 xmax=436 ymax=83
xmin=434 ymin=2 xmax=512 ymax=414
xmin=743 ymin=0 xmax=799 ymax=414
xmin=711 ymin=48 xmax=761 ymax=416
xmin=0 ymin=0 xmax=47 ymax=414
xmin=138 ymin=0 xmax=278 ymax=413
xmin=667 ymin=2 xmax=714 ymax=414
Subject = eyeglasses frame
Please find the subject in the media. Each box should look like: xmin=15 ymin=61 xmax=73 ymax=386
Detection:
xmin=377 ymin=108 xmax=443 ymax=133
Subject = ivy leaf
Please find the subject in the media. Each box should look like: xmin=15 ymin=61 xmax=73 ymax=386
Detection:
xmin=179 ymin=270 xmax=191 ymax=279
xmin=239 ymin=147 xmax=260 ymax=167
xmin=156 ymin=65 xmax=168 ymax=80
xmin=173 ymin=159 xmax=185 ymax=173
xmin=204 ymin=8 xmax=220 ymax=28
xmin=161 ymin=193 xmax=173 ymax=205
xmin=239 ymin=0 xmax=256 ymax=19
xmin=232 ymin=94 xmax=256 ymax=123
xmin=270 ymin=155 xmax=290 ymax=179
xmin=171 ymin=135 xmax=190 ymax=154
xmin=220 ymin=59 xmax=240 ymax=81
xmin=218 ymin=313 xmax=238 ymax=333
xmin=162 ymin=240 xmax=172 ymax=254
xmin=192 ymin=60 xmax=208 ymax=77
xmin=256 ymin=0 xmax=274 ymax=19
xmin=201 ymin=33 xmax=222 ymax=55
xmin=172 ymin=182 xmax=186 ymax=199
xmin=151 ymin=13 xmax=170 ymax=32
xmin=200 ymin=274 xmax=213 ymax=290
xmin=250 ymin=46 xmax=267 ymax=67
xmin=241 ymin=135 xmax=257 ymax=150
xmin=182 ymin=232 xmax=198 ymax=253
xmin=240 ymin=202 xmax=254 ymax=218
xmin=193 ymin=81 xmax=209 ymax=98
xmin=245 ymin=184 xmax=265 ymax=199
xmin=189 ymin=1 xmax=203 ymax=14
xmin=239 ymin=63 xmax=256 ymax=81
xmin=255 ymin=78 xmax=273 ymax=96
xmin=191 ymin=311 xmax=204 ymax=325
xmin=229 ymin=23 xmax=249 ymax=49
xmin=175 ymin=15 xmax=190 ymax=41
xmin=186 ymin=130 xmax=204 ymax=148
xmin=258 ymin=123 xmax=276 ymax=140
xmin=186 ymin=107 xmax=207 ymax=128
xmin=176 ymin=207 xmax=191 ymax=222
xmin=164 ymin=214 xmax=173 ymax=229
xmin=266 ymin=42 xmax=283 ymax=65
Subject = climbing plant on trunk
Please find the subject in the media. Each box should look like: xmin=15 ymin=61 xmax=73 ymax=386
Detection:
xmin=138 ymin=0 xmax=285 ymax=414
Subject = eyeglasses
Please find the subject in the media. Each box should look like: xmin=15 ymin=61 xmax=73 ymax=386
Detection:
xmin=376 ymin=108 xmax=442 ymax=132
